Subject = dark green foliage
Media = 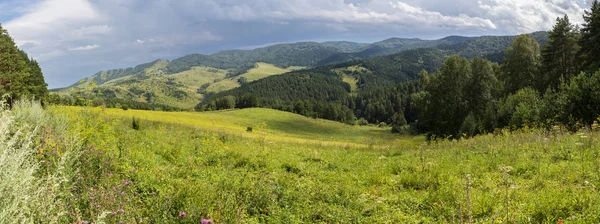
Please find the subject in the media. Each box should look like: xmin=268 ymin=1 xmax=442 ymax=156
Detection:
xmin=498 ymin=88 xmax=542 ymax=129
xmin=542 ymin=15 xmax=580 ymax=89
xmin=246 ymin=126 xmax=253 ymax=132
xmin=556 ymin=71 xmax=600 ymax=128
xmin=579 ymin=0 xmax=600 ymax=72
xmin=459 ymin=113 xmax=478 ymax=138
xmin=132 ymin=117 xmax=140 ymax=130
xmin=391 ymin=112 xmax=407 ymax=134
xmin=501 ymin=35 xmax=542 ymax=94
xmin=418 ymin=55 xmax=472 ymax=138
xmin=0 ymin=24 xmax=48 ymax=105
xmin=237 ymin=77 xmax=248 ymax=85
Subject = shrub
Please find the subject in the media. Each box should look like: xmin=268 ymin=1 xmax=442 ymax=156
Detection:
xmin=132 ymin=117 xmax=140 ymax=130
xmin=0 ymin=99 xmax=80 ymax=223
xmin=246 ymin=126 xmax=253 ymax=132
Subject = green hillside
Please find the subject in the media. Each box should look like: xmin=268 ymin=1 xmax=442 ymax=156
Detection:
xmin=54 ymin=63 xmax=295 ymax=109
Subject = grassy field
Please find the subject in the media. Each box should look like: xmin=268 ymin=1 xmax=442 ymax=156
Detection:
xmin=207 ymin=63 xmax=295 ymax=93
xmin=34 ymin=105 xmax=600 ymax=223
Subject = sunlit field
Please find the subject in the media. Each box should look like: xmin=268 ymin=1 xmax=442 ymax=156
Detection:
xmin=30 ymin=105 xmax=599 ymax=223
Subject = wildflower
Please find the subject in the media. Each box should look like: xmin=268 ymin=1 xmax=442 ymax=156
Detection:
xmin=124 ymin=180 xmax=130 ymax=186
xmin=201 ymin=219 xmax=213 ymax=224
xmin=119 ymin=209 xmax=125 ymax=213
xmin=82 ymin=221 xmax=89 ymax=224
xmin=179 ymin=211 xmax=186 ymax=217
xmin=111 ymin=211 xmax=117 ymax=215
xmin=72 ymin=186 xmax=78 ymax=191
xmin=139 ymin=218 xmax=143 ymax=223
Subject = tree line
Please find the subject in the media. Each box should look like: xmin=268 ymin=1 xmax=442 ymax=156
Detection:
xmin=201 ymin=1 xmax=600 ymax=138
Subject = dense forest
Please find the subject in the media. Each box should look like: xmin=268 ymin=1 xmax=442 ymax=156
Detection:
xmin=202 ymin=2 xmax=600 ymax=139
xmin=0 ymin=24 xmax=48 ymax=106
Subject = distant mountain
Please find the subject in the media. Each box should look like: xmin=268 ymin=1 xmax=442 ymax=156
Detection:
xmin=203 ymin=32 xmax=549 ymax=115
xmin=55 ymin=31 xmax=549 ymax=111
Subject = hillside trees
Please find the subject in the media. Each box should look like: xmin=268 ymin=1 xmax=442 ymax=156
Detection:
xmin=501 ymin=34 xmax=542 ymax=94
xmin=542 ymin=15 xmax=580 ymax=89
xmin=0 ymin=24 xmax=48 ymax=105
xmin=579 ymin=0 xmax=600 ymax=73
xmin=419 ymin=55 xmax=472 ymax=138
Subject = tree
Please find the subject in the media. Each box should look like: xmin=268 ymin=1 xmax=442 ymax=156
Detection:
xmin=466 ymin=58 xmax=499 ymax=121
xmin=0 ymin=25 xmax=34 ymax=106
xmin=579 ymin=0 xmax=600 ymax=73
xmin=501 ymin=34 xmax=542 ymax=94
xmin=557 ymin=71 xmax=600 ymax=129
xmin=542 ymin=15 xmax=580 ymax=89
xmin=419 ymin=55 xmax=471 ymax=138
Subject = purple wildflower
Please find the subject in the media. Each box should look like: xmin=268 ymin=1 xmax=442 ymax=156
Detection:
xmin=82 ymin=221 xmax=89 ymax=224
xmin=72 ymin=186 xmax=78 ymax=191
xmin=119 ymin=209 xmax=125 ymax=213
xmin=179 ymin=211 xmax=186 ymax=217
xmin=111 ymin=211 xmax=117 ymax=215
xmin=201 ymin=219 xmax=213 ymax=224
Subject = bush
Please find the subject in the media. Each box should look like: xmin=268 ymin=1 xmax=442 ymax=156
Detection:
xmin=246 ymin=126 xmax=253 ymax=132
xmin=0 ymin=99 xmax=80 ymax=223
xmin=357 ymin=118 xmax=369 ymax=126
xmin=132 ymin=117 xmax=140 ymax=130
xmin=121 ymin=104 xmax=130 ymax=111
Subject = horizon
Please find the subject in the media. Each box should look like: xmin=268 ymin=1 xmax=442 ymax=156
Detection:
xmin=0 ymin=0 xmax=591 ymax=88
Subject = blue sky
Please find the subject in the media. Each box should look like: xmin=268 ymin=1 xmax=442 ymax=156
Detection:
xmin=0 ymin=0 xmax=592 ymax=88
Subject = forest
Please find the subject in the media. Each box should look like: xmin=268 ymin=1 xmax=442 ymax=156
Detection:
xmin=202 ymin=6 xmax=600 ymax=140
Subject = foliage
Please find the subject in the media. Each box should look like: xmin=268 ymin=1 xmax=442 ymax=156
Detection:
xmin=542 ymin=15 xmax=580 ymax=89
xmin=501 ymin=34 xmax=542 ymax=94
xmin=0 ymin=25 xmax=48 ymax=105
xmin=38 ymin=106 xmax=600 ymax=223
xmin=579 ymin=0 xmax=600 ymax=72
xmin=0 ymin=100 xmax=80 ymax=223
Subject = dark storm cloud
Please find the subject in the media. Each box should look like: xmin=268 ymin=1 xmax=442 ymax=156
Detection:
xmin=0 ymin=0 xmax=589 ymax=88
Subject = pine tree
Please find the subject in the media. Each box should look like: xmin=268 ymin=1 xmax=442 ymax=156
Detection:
xmin=579 ymin=0 xmax=600 ymax=73
xmin=0 ymin=24 xmax=48 ymax=106
xmin=542 ymin=15 xmax=580 ymax=89
xmin=501 ymin=34 xmax=542 ymax=95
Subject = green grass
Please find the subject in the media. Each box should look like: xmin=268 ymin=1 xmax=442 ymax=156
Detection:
xmin=50 ymin=106 xmax=600 ymax=223
xmin=207 ymin=62 xmax=294 ymax=93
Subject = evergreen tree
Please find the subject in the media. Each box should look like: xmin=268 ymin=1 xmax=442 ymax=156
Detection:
xmin=501 ymin=35 xmax=542 ymax=94
xmin=0 ymin=24 xmax=48 ymax=105
xmin=542 ymin=15 xmax=580 ymax=89
xmin=420 ymin=55 xmax=471 ymax=138
xmin=579 ymin=0 xmax=600 ymax=73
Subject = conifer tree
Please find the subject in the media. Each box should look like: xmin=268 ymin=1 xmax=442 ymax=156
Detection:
xmin=579 ymin=0 xmax=600 ymax=73
xmin=542 ymin=15 xmax=580 ymax=89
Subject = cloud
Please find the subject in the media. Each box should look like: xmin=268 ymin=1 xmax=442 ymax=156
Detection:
xmin=476 ymin=0 xmax=587 ymax=32
xmin=68 ymin=44 xmax=100 ymax=51
xmin=0 ymin=0 xmax=592 ymax=88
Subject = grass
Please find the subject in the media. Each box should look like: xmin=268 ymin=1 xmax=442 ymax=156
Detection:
xmin=8 ymin=104 xmax=600 ymax=223
xmin=59 ymin=107 xmax=421 ymax=148
xmin=53 ymin=63 xmax=293 ymax=110
xmin=207 ymin=62 xmax=294 ymax=93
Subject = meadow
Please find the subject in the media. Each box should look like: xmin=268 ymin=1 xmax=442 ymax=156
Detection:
xmin=3 ymin=103 xmax=600 ymax=223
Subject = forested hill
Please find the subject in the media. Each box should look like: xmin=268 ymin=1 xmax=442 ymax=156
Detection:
xmin=194 ymin=30 xmax=559 ymax=133
xmin=64 ymin=32 xmax=547 ymax=90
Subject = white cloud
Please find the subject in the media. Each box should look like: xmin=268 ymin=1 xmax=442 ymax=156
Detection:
xmin=68 ymin=44 xmax=99 ymax=51
xmin=5 ymin=0 xmax=102 ymax=46
xmin=477 ymin=0 xmax=587 ymax=32
xmin=135 ymin=39 xmax=145 ymax=44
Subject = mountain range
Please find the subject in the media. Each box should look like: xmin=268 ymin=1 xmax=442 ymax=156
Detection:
xmin=53 ymin=32 xmax=548 ymax=110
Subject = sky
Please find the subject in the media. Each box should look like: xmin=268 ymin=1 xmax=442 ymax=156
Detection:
xmin=0 ymin=0 xmax=593 ymax=88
